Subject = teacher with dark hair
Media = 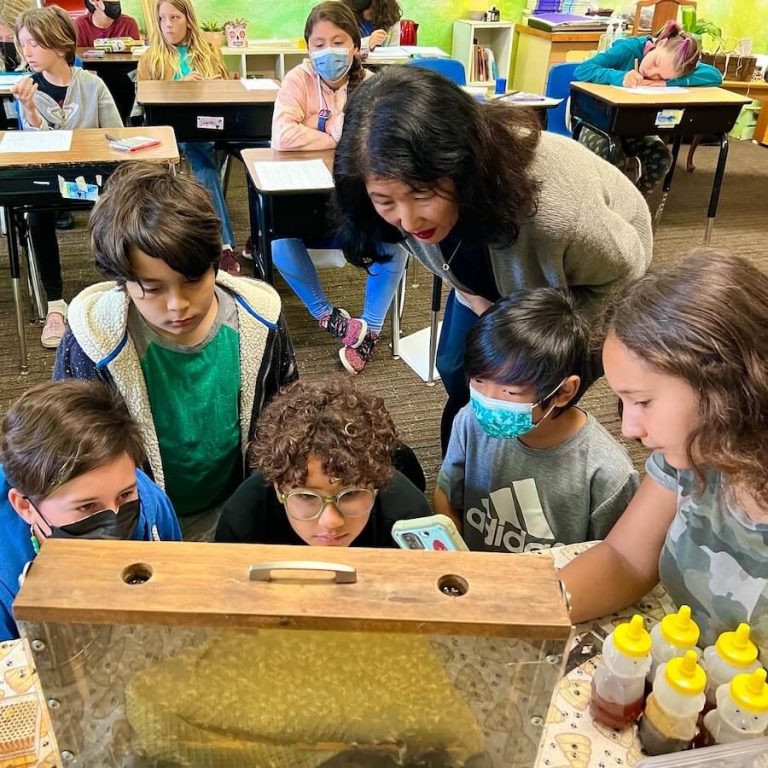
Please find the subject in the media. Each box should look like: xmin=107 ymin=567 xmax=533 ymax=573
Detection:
xmin=333 ymin=65 xmax=653 ymax=450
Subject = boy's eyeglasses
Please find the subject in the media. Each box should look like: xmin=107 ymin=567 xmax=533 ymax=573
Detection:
xmin=277 ymin=487 xmax=377 ymax=521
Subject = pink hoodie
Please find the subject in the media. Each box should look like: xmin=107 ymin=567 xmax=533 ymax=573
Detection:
xmin=271 ymin=60 xmax=370 ymax=151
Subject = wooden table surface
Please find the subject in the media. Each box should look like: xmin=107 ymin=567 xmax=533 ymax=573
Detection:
xmin=0 ymin=126 xmax=179 ymax=168
xmin=571 ymin=82 xmax=751 ymax=107
xmin=76 ymin=46 xmax=139 ymax=64
xmin=137 ymin=78 xmax=278 ymax=105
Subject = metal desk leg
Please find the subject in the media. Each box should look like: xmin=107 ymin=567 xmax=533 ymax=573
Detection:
xmin=390 ymin=278 xmax=401 ymax=359
xmin=653 ymin=135 xmax=682 ymax=232
xmin=705 ymin=133 xmax=729 ymax=246
xmin=6 ymin=208 xmax=29 ymax=374
xmin=427 ymin=273 xmax=442 ymax=387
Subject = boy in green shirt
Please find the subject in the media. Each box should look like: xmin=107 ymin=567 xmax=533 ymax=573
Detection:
xmin=54 ymin=162 xmax=297 ymax=540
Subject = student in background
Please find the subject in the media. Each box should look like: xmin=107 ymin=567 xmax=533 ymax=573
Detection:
xmin=271 ymin=1 xmax=406 ymax=374
xmin=333 ymin=66 xmax=652 ymax=450
xmin=343 ymin=0 xmax=401 ymax=51
xmin=10 ymin=6 xmax=122 ymax=349
xmin=574 ymin=21 xmax=722 ymax=195
xmin=436 ymin=288 xmax=638 ymax=553
xmin=0 ymin=380 xmax=181 ymax=641
xmin=54 ymin=163 xmax=297 ymax=542
xmin=138 ymin=0 xmax=240 ymax=275
xmin=76 ymin=0 xmax=141 ymax=48
xmin=216 ymin=378 xmax=429 ymax=547
xmin=561 ymin=251 xmax=768 ymax=659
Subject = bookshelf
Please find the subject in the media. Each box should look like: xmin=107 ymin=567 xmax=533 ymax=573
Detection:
xmin=452 ymin=20 xmax=514 ymax=87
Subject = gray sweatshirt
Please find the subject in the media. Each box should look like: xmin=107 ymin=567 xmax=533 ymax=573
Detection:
xmin=401 ymin=131 xmax=653 ymax=317
xmin=21 ymin=66 xmax=122 ymax=131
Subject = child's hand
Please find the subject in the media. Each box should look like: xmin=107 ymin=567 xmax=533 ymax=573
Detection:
xmin=10 ymin=76 xmax=42 ymax=126
xmin=622 ymin=69 xmax=645 ymax=87
xmin=181 ymin=72 xmax=203 ymax=81
xmin=639 ymin=79 xmax=666 ymax=87
xmin=369 ymin=29 xmax=388 ymax=49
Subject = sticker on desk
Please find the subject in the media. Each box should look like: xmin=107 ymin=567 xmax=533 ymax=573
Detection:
xmin=58 ymin=174 xmax=99 ymax=201
xmin=655 ymin=108 xmax=684 ymax=128
xmin=196 ymin=115 xmax=224 ymax=130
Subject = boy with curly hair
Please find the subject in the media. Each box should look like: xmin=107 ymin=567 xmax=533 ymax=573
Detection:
xmin=215 ymin=377 xmax=429 ymax=547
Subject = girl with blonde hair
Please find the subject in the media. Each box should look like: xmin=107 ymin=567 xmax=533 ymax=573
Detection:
xmin=138 ymin=0 xmax=240 ymax=274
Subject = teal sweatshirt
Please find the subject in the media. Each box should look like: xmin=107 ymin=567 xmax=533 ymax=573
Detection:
xmin=575 ymin=36 xmax=723 ymax=88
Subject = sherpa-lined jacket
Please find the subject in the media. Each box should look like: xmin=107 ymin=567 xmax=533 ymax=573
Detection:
xmin=19 ymin=66 xmax=122 ymax=131
xmin=53 ymin=272 xmax=297 ymax=489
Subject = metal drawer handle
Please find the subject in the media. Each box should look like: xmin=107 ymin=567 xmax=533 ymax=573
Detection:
xmin=249 ymin=561 xmax=357 ymax=584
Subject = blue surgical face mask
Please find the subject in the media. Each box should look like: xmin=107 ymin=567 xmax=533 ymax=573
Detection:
xmin=469 ymin=381 xmax=564 ymax=439
xmin=311 ymin=47 xmax=352 ymax=83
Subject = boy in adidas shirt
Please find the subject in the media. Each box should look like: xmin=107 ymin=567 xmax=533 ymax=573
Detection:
xmin=435 ymin=288 xmax=638 ymax=553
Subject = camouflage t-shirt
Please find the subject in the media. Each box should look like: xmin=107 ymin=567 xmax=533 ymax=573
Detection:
xmin=647 ymin=452 xmax=768 ymax=663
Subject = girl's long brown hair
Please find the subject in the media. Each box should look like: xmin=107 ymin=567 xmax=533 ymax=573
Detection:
xmin=602 ymin=249 xmax=768 ymax=504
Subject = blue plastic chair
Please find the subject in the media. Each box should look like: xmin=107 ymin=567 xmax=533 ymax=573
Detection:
xmin=405 ymin=57 xmax=466 ymax=86
xmin=545 ymin=62 xmax=580 ymax=137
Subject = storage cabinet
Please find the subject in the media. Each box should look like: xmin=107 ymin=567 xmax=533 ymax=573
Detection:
xmin=452 ymin=20 xmax=514 ymax=87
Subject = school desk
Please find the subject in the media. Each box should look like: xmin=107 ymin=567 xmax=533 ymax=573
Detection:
xmin=137 ymin=79 xmax=277 ymax=142
xmin=77 ymin=46 xmax=139 ymax=125
xmin=511 ymin=23 xmax=602 ymax=95
xmin=569 ymin=83 xmax=750 ymax=243
xmin=242 ymin=146 xmax=403 ymax=358
xmin=0 ymin=125 xmax=179 ymax=373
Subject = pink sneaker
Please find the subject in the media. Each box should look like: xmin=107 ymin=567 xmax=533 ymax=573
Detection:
xmin=219 ymin=248 xmax=241 ymax=275
xmin=41 ymin=312 xmax=66 ymax=349
xmin=340 ymin=332 xmax=379 ymax=374
xmin=319 ymin=307 xmax=367 ymax=348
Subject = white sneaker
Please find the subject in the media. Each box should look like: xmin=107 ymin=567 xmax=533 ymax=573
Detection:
xmin=41 ymin=312 xmax=66 ymax=349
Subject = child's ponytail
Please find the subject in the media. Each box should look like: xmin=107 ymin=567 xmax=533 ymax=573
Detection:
xmin=651 ymin=19 xmax=701 ymax=77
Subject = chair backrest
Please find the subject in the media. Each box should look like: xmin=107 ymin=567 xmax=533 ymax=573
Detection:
xmin=544 ymin=61 xmax=579 ymax=137
xmin=632 ymin=0 xmax=697 ymax=36
xmin=405 ymin=57 xmax=466 ymax=86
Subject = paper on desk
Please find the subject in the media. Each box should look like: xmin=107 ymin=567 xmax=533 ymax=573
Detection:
xmin=367 ymin=46 xmax=411 ymax=59
xmin=612 ymin=85 xmax=689 ymax=94
xmin=253 ymin=159 xmax=334 ymax=191
xmin=241 ymin=78 xmax=280 ymax=91
xmin=0 ymin=72 xmax=26 ymax=89
xmin=0 ymin=130 xmax=73 ymax=153
xmin=402 ymin=46 xmax=448 ymax=58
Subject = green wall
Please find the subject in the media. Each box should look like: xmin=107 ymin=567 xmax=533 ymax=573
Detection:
xmin=124 ymin=0 xmax=528 ymax=52
xmin=123 ymin=0 xmax=766 ymax=55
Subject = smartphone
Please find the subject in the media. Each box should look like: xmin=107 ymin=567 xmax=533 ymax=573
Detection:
xmin=391 ymin=514 xmax=469 ymax=552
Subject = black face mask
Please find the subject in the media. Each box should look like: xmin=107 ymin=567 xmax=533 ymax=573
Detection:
xmin=103 ymin=2 xmax=122 ymax=20
xmin=34 ymin=498 xmax=140 ymax=541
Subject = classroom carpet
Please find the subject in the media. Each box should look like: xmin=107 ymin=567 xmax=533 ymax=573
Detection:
xmin=0 ymin=139 xmax=766 ymax=498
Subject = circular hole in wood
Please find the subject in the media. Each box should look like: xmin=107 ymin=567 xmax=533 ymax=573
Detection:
xmin=122 ymin=563 xmax=153 ymax=585
xmin=437 ymin=573 xmax=469 ymax=597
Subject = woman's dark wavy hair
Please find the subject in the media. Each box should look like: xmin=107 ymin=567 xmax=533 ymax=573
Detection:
xmin=602 ymin=249 xmax=768 ymax=505
xmin=465 ymin=288 xmax=597 ymax=419
xmin=333 ymin=66 xmax=541 ymax=268
xmin=305 ymin=2 xmax=365 ymax=93
xmin=344 ymin=0 xmax=402 ymax=31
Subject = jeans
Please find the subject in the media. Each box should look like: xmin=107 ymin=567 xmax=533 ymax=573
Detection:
xmin=180 ymin=141 xmax=235 ymax=247
xmin=272 ymin=238 xmax=407 ymax=333
xmin=27 ymin=211 xmax=63 ymax=302
xmin=436 ymin=290 xmax=481 ymax=453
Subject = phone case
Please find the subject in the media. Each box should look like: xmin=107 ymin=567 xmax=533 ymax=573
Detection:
xmin=391 ymin=514 xmax=469 ymax=552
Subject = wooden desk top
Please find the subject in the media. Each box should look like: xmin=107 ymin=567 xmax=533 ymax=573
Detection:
xmin=0 ymin=126 xmax=179 ymax=168
xmin=571 ymin=82 xmax=751 ymax=107
xmin=137 ymin=79 xmax=278 ymax=105
xmin=77 ymin=47 xmax=139 ymax=64
xmin=722 ymin=79 xmax=768 ymax=95
xmin=514 ymin=22 xmax=603 ymax=43
xmin=242 ymin=147 xmax=334 ymax=192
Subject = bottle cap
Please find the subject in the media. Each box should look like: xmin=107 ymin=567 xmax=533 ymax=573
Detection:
xmin=715 ymin=623 xmax=759 ymax=667
xmin=613 ymin=614 xmax=651 ymax=658
xmin=730 ymin=668 xmax=768 ymax=713
xmin=659 ymin=605 xmax=700 ymax=648
xmin=665 ymin=650 xmax=707 ymax=695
